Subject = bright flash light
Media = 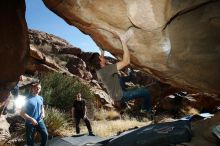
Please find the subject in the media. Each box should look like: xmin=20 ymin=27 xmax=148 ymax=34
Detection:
xmin=15 ymin=95 xmax=26 ymax=109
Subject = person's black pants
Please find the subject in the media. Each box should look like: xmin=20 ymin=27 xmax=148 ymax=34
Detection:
xmin=75 ymin=117 xmax=92 ymax=134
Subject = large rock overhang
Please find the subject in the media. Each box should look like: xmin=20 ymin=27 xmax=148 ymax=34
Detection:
xmin=43 ymin=0 xmax=220 ymax=93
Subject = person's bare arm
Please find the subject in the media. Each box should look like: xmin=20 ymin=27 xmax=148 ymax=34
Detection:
xmin=41 ymin=106 xmax=45 ymax=118
xmin=99 ymin=48 xmax=105 ymax=57
xmin=83 ymin=106 xmax=87 ymax=119
xmin=116 ymin=29 xmax=133 ymax=71
xmin=116 ymin=40 xmax=130 ymax=70
xmin=20 ymin=111 xmax=38 ymax=125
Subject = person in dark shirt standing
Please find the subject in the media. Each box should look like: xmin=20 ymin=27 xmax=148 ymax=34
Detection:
xmin=71 ymin=93 xmax=94 ymax=136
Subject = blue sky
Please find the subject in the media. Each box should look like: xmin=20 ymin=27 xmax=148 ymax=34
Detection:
xmin=25 ymin=0 xmax=101 ymax=54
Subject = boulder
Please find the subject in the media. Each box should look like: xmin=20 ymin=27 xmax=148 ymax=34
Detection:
xmin=0 ymin=0 xmax=28 ymax=115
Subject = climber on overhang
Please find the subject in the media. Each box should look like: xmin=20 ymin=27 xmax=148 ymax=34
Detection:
xmin=96 ymin=28 xmax=152 ymax=116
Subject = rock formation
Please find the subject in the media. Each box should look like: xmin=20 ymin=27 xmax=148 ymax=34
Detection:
xmin=0 ymin=115 xmax=10 ymax=145
xmin=0 ymin=1 xmax=220 ymax=144
xmin=0 ymin=0 xmax=29 ymax=115
xmin=43 ymin=0 xmax=220 ymax=94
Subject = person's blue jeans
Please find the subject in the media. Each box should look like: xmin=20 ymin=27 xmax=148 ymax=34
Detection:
xmin=121 ymin=87 xmax=151 ymax=111
xmin=25 ymin=120 xmax=48 ymax=146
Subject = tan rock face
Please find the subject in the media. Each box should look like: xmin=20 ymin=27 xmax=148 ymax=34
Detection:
xmin=43 ymin=0 xmax=220 ymax=93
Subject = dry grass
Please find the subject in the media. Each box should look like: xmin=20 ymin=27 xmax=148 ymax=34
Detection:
xmin=61 ymin=118 xmax=151 ymax=138
xmin=106 ymin=110 xmax=121 ymax=120
xmin=60 ymin=109 xmax=151 ymax=138
xmin=92 ymin=119 xmax=151 ymax=137
xmin=94 ymin=109 xmax=121 ymax=121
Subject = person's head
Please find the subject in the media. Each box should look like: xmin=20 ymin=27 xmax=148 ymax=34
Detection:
xmin=76 ymin=93 xmax=82 ymax=101
xmin=99 ymin=55 xmax=107 ymax=68
xmin=31 ymin=82 xmax=41 ymax=96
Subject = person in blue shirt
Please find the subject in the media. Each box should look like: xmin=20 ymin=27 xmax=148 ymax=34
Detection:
xmin=20 ymin=82 xmax=48 ymax=146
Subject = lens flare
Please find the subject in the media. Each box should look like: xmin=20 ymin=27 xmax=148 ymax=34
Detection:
xmin=15 ymin=95 xmax=26 ymax=109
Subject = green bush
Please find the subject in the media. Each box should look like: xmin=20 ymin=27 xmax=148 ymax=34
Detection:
xmin=44 ymin=107 xmax=71 ymax=136
xmin=40 ymin=72 xmax=94 ymax=111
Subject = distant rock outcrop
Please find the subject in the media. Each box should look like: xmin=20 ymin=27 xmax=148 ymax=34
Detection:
xmin=29 ymin=30 xmax=96 ymax=80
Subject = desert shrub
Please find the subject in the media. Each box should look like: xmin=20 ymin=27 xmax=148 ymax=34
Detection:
xmin=44 ymin=107 xmax=71 ymax=136
xmin=40 ymin=72 xmax=94 ymax=111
